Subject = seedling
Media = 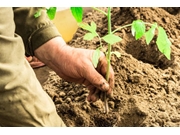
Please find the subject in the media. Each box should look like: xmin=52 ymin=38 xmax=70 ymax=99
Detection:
xmin=35 ymin=7 xmax=171 ymax=114
xmin=70 ymin=7 xmax=171 ymax=114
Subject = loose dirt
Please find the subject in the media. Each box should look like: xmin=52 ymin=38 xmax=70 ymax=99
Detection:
xmin=34 ymin=7 xmax=180 ymax=127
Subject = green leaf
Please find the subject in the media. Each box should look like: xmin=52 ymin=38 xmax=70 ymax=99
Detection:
xmin=102 ymin=34 xmax=122 ymax=45
xmin=90 ymin=21 xmax=97 ymax=31
xmin=78 ymin=21 xmax=97 ymax=34
xmin=145 ymin=23 xmax=157 ymax=45
xmin=156 ymin=26 xmax=171 ymax=60
xmin=46 ymin=7 xmax=57 ymax=20
xmin=84 ymin=33 xmax=96 ymax=40
xmin=111 ymin=51 xmax=121 ymax=58
xmin=92 ymin=48 xmax=101 ymax=68
xmin=34 ymin=9 xmax=42 ymax=18
xmin=131 ymin=20 xmax=146 ymax=40
xmin=78 ymin=22 xmax=92 ymax=31
xmin=70 ymin=7 xmax=83 ymax=22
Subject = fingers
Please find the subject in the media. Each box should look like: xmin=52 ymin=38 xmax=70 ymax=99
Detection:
xmin=87 ymin=86 xmax=112 ymax=102
xmin=97 ymin=53 xmax=115 ymax=95
xmin=25 ymin=56 xmax=32 ymax=62
xmin=85 ymin=78 xmax=113 ymax=103
xmin=83 ymin=50 xmax=114 ymax=98
xmin=83 ymin=66 xmax=110 ymax=92
xmin=86 ymin=81 xmax=101 ymax=102
xmin=87 ymin=87 xmax=100 ymax=102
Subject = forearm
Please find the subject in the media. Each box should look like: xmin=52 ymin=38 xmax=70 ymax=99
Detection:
xmin=34 ymin=36 xmax=70 ymax=74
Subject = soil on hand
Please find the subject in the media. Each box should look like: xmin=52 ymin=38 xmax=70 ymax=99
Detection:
xmin=34 ymin=7 xmax=180 ymax=127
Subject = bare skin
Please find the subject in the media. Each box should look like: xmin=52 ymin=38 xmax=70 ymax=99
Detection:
xmin=34 ymin=36 xmax=114 ymax=102
xmin=26 ymin=56 xmax=45 ymax=68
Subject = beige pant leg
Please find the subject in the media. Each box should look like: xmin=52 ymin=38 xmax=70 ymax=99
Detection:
xmin=0 ymin=65 xmax=66 ymax=127
xmin=0 ymin=61 xmax=66 ymax=127
xmin=0 ymin=7 xmax=66 ymax=127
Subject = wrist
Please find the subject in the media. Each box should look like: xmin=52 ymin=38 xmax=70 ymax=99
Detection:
xmin=34 ymin=36 xmax=67 ymax=67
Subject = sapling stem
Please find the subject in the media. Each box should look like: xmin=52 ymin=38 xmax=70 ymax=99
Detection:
xmin=112 ymin=22 xmax=157 ymax=34
xmin=112 ymin=24 xmax=132 ymax=34
xmin=103 ymin=7 xmax=112 ymax=114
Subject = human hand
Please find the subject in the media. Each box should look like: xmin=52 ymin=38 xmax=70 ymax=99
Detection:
xmin=35 ymin=37 xmax=114 ymax=102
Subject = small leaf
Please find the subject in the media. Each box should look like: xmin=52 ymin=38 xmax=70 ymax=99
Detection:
xmin=84 ymin=33 xmax=96 ymax=40
xmin=46 ymin=7 xmax=57 ymax=20
xmin=91 ymin=21 xmax=97 ymax=31
xmin=78 ymin=21 xmax=97 ymax=34
xmin=131 ymin=20 xmax=146 ymax=40
xmin=92 ymin=48 xmax=101 ymax=68
xmin=156 ymin=26 xmax=171 ymax=60
xmin=145 ymin=23 xmax=157 ymax=45
xmin=111 ymin=51 xmax=121 ymax=58
xmin=70 ymin=7 xmax=83 ymax=22
xmin=34 ymin=9 xmax=42 ymax=18
xmin=78 ymin=22 xmax=93 ymax=32
xmin=102 ymin=34 xmax=122 ymax=45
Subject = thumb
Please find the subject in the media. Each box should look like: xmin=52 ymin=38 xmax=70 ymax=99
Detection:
xmin=83 ymin=66 xmax=110 ymax=92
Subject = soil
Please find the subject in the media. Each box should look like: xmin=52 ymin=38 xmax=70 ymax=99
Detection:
xmin=34 ymin=7 xmax=180 ymax=127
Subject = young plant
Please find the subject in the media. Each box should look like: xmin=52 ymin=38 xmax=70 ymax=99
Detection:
xmin=70 ymin=7 xmax=171 ymax=114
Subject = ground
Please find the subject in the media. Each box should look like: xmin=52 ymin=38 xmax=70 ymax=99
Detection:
xmin=34 ymin=7 xmax=180 ymax=127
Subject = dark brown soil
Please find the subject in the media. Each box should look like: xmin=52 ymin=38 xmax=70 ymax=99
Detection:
xmin=34 ymin=7 xmax=180 ymax=127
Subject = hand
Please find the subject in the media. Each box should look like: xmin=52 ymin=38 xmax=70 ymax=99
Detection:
xmin=34 ymin=37 xmax=114 ymax=102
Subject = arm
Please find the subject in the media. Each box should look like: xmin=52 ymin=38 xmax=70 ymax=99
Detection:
xmin=13 ymin=7 xmax=114 ymax=102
